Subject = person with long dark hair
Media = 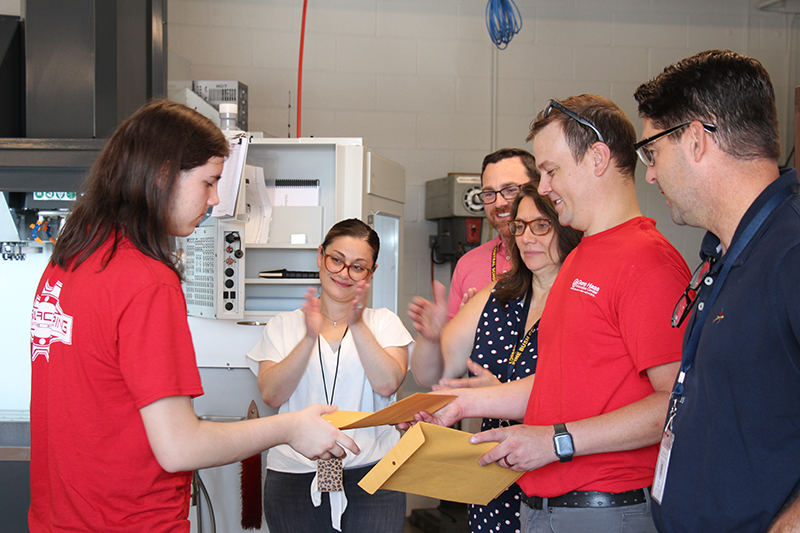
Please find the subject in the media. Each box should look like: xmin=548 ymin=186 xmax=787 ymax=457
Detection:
xmin=247 ymin=218 xmax=413 ymax=533
xmin=29 ymin=100 xmax=358 ymax=533
xmin=408 ymin=182 xmax=582 ymax=533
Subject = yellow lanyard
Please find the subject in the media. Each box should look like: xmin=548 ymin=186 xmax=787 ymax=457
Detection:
xmin=508 ymin=326 xmax=534 ymax=368
xmin=491 ymin=243 xmax=499 ymax=282
xmin=506 ymin=286 xmax=534 ymax=381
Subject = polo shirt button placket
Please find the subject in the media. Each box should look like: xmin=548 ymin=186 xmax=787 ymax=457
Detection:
xmin=698 ymin=277 xmax=713 ymax=312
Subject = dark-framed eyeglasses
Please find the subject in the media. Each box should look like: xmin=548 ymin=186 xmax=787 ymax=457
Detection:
xmin=322 ymin=251 xmax=374 ymax=281
xmin=508 ymin=218 xmax=553 ymax=237
xmin=477 ymin=184 xmax=521 ymax=205
xmin=545 ymin=99 xmax=605 ymax=143
xmin=635 ymin=121 xmax=717 ymax=167
xmin=672 ymin=258 xmax=714 ymax=328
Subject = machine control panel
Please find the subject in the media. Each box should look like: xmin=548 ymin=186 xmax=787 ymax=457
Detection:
xmin=179 ymin=219 xmax=245 ymax=319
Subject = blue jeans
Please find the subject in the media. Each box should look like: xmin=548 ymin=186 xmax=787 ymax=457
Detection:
xmin=264 ymin=466 xmax=406 ymax=533
xmin=520 ymin=490 xmax=657 ymax=533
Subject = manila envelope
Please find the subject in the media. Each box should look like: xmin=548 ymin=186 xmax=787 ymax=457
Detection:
xmin=358 ymin=422 xmax=523 ymax=505
xmin=324 ymin=392 xmax=456 ymax=430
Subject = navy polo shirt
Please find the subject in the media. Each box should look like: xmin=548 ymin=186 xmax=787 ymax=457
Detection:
xmin=653 ymin=169 xmax=800 ymax=533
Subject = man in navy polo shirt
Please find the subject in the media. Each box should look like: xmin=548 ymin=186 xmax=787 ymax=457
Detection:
xmin=634 ymin=50 xmax=800 ymax=532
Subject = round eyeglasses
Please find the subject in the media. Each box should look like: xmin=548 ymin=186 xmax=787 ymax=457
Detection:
xmin=635 ymin=121 xmax=717 ymax=167
xmin=322 ymin=251 xmax=374 ymax=281
xmin=477 ymin=184 xmax=521 ymax=205
xmin=508 ymin=218 xmax=553 ymax=237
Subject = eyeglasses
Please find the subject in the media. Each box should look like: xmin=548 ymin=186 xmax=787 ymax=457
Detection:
xmin=635 ymin=121 xmax=717 ymax=167
xmin=477 ymin=184 xmax=521 ymax=205
xmin=508 ymin=218 xmax=553 ymax=237
xmin=672 ymin=258 xmax=714 ymax=328
xmin=322 ymin=251 xmax=374 ymax=281
xmin=545 ymin=100 xmax=605 ymax=143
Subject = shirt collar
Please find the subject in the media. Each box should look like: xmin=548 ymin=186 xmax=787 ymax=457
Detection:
xmin=699 ymin=167 xmax=799 ymax=264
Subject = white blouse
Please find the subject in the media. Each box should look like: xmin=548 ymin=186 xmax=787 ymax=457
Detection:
xmin=246 ymin=306 xmax=414 ymax=473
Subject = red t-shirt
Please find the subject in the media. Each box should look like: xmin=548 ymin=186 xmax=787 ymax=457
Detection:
xmin=519 ymin=217 xmax=690 ymax=497
xmin=29 ymin=237 xmax=204 ymax=532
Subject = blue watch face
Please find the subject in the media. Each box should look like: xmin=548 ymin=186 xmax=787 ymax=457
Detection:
xmin=555 ymin=434 xmax=574 ymax=456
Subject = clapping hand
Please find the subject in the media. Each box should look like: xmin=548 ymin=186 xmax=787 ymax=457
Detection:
xmin=347 ymin=280 xmax=369 ymax=326
xmin=459 ymin=287 xmax=478 ymax=310
xmin=301 ymin=287 xmax=323 ymax=339
xmin=407 ymin=280 xmax=448 ymax=342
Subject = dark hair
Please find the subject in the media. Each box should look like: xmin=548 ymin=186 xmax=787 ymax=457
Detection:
xmin=321 ymin=218 xmax=380 ymax=264
xmin=527 ymin=94 xmax=637 ymax=177
xmin=634 ymin=49 xmax=780 ymax=161
xmin=51 ymin=100 xmax=229 ymax=278
xmin=493 ymin=182 xmax=582 ymax=307
xmin=481 ymin=148 xmax=539 ymax=185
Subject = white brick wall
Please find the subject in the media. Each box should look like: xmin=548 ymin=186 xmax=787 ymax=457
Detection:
xmin=168 ymin=0 xmax=799 ymax=328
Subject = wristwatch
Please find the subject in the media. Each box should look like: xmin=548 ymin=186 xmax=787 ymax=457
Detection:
xmin=553 ymin=423 xmax=574 ymax=463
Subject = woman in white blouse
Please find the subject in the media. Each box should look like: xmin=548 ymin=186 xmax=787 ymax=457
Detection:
xmin=247 ymin=218 xmax=413 ymax=533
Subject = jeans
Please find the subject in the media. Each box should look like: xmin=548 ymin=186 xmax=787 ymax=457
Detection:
xmin=519 ymin=489 xmax=658 ymax=533
xmin=264 ymin=466 xmax=406 ymax=533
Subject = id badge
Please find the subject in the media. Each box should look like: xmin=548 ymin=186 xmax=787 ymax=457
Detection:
xmin=651 ymin=427 xmax=674 ymax=504
xmin=317 ymin=457 xmax=344 ymax=492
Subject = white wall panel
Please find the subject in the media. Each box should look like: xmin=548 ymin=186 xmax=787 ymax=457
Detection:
xmin=166 ymin=0 xmax=799 ymax=333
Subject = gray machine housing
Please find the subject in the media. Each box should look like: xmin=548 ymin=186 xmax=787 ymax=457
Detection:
xmin=425 ymin=174 xmax=487 ymax=265
xmin=425 ymin=174 xmax=484 ymax=219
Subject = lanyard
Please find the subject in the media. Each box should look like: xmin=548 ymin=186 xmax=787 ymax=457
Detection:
xmin=505 ymin=286 xmax=534 ymax=381
xmin=491 ymin=243 xmax=499 ymax=282
xmin=672 ymin=186 xmax=792 ymax=400
xmin=319 ymin=326 xmax=347 ymax=405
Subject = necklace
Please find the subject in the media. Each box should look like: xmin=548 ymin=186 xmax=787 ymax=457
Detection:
xmin=320 ymin=310 xmax=348 ymax=327
xmin=319 ymin=326 xmax=347 ymax=404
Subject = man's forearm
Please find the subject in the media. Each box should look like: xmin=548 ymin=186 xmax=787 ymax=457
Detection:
xmin=460 ymin=377 xmax=534 ymax=421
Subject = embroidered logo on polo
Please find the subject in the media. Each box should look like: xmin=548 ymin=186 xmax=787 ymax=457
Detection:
xmin=30 ymin=280 xmax=74 ymax=362
xmin=570 ymin=278 xmax=600 ymax=297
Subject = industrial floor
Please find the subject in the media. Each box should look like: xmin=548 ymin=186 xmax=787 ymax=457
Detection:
xmin=405 ymin=518 xmax=425 ymax=532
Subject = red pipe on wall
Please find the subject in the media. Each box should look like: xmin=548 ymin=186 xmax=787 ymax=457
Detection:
xmin=297 ymin=0 xmax=308 ymax=137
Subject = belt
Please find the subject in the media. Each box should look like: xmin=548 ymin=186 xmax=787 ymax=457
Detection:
xmin=520 ymin=488 xmax=648 ymax=509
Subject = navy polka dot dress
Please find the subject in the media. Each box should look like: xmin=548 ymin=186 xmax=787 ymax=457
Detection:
xmin=468 ymin=291 xmax=538 ymax=533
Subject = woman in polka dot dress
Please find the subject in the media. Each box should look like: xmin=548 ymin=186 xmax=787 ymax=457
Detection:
xmin=409 ymin=183 xmax=582 ymax=533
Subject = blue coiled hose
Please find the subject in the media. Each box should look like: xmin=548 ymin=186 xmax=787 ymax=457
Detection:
xmin=486 ymin=0 xmax=522 ymax=49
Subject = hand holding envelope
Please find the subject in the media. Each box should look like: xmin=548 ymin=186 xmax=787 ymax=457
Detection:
xmin=359 ymin=422 xmax=523 ymax=505
xmin=323 ymin=393 xmax=523 ymax=505
xmin=323 ymin=392 xmax=456 ymax=429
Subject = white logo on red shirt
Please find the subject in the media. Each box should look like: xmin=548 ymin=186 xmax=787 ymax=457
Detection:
xmin=31 ymin=280 xmax=74 ymax=362
xmin=570 ymin=278 xmax=600 ymax=297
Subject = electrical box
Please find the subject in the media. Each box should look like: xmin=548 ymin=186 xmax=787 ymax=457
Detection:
xmin=425 ymin=174 xmax=484 ymax=220
xmin=192 ymin=80 xmax=249 ymax=131
xmin=424 ymin=174 xmax=487 ymax=264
